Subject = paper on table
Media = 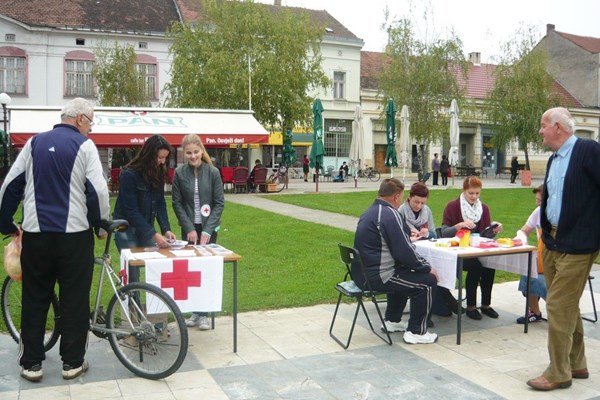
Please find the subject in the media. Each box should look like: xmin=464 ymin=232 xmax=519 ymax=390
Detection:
xmin=132 ymin=251 xmax=167 ymax=260
xmin=169 ymin=250 xmax=198 ymax=257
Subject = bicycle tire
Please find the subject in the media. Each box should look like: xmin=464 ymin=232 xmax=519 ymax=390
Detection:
xmin=106 ymin=282 xmax=188 ymax=380
xmin=368 ymin=169 xmax=381 ymax=182
xmin=1 ymin=276 xmax=60 ymax=352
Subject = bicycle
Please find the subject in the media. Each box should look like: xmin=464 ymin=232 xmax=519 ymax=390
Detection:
xmin=357 ymin=166 xmax=381 ymax=182
xmin=1 ymin=220 xmax=189 ymax=380
xmin=266 ymin=164 xmax=288 ymax=192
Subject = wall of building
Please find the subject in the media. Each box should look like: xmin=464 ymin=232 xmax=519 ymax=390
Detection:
xmin=544 ymin=31 xmax=600 ymax=108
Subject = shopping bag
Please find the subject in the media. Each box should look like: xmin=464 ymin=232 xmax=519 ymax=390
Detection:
xmin=447 ymin=168 xmax=453 ymax=178
xmin=4 ymin=234 xmax=22 ymax=281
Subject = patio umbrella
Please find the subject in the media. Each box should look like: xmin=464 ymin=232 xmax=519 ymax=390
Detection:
xmin=384 ymin=99 xmax=398 ymax=174
xmin=309 ymin=98 xmax=325 ymax=192
xmin=349 ymin=105 xmax=364 ymax=188
xmin=449 ymin=99 xmax=460 ymax=186
xmin=399 ymin=105 xmax=410 ymax=182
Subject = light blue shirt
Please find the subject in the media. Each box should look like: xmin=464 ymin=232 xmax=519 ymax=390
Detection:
xmin=545 ymin=135 xmax=577 ymax=225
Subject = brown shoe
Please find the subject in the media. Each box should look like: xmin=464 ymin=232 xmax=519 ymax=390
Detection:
xmin=527 ymin=376 xmax=572 ymax=391
xmin=572 ymin=368 xmax=589 ymax=379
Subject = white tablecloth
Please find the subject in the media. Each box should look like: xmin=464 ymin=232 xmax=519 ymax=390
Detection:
xmin=413 ymin=241 xmax=537 ymax=290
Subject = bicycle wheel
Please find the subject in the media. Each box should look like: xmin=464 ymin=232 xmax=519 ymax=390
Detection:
xmin=106 ymin=282 xmax=188 ymax=380
xmin=1 ymin=276 xmax=60 ymax=352
xmin=275 ymin=173 xmax=287 ymax=192
xmin=368 ymin=169 xmax=381 ymax=182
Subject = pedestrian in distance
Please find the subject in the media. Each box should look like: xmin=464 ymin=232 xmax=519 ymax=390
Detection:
xmin=510 ymin=155 xmax=519 ymax=183
xmin=526 ymin=107 xmax=600 ymax=392
xmin=431 ymin=153 xmax=440 ymax=185
xmin=0 ymin=97 xmax=110 ymax=382
xmin=439 ymin=155 xmax=450 ymax=186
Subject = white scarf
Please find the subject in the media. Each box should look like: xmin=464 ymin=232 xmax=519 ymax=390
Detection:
xmin=459 ymin=192 xmax=483 ymax=223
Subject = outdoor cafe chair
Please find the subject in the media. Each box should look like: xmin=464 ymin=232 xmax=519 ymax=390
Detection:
xmin=232 ymin=167 xmax=249 ymax=193
xmin=329 ymin=244 xmax=393 ymax=349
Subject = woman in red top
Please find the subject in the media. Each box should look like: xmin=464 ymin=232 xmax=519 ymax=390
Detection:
xmin=440 ymin=176 xmax=503 ymax=320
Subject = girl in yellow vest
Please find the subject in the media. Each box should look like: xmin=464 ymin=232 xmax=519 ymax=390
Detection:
xmin=514 ymin=185 xmax=546 ymax=323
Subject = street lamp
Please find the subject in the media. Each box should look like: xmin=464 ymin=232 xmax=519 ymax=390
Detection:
xmin=0 ymin=92 xmax=11 ymax=176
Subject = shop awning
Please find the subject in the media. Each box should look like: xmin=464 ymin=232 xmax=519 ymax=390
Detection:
xmin=267 ymin=131 xmax=313 ymax=146
xmin=9 ymin=106 xmax=269 ymax=148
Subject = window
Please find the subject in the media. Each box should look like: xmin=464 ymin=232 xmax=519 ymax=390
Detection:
xmin=0 ymin=47 xmax=26 ymax=94
xmin=136 ymin=54 xmax=158 ymax=100
xmin=324 ymin=119 xmax=352 ymax=157
xmin=65 ymin=50 xmax=95 ymax=97
xmin=333 ymin=71 xmax=345 ymax=100
xmin=138 ymin=42 xmax=148 ymax=49
xmin=5 ymin=34 xmax=16 ymax=42
xmin=76 ymin=38 xmax=85 ymax=46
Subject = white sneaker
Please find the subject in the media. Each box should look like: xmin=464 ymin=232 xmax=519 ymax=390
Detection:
xmin=62 ymin=360 xmax=89 ymax=380
xmin=381 ymin=320 xmax=407 ymax=333
xmin=186 ymin=313 xmax=200 ymax=327
xmin=403 ymin=331 xmax=438 ymax=344
xmin=198 ymin=316 xmax=210 ymax=331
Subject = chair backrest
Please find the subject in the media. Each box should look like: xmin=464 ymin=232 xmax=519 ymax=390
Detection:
xmin=338 ymin=243 xmax=373 ymax=292
xmin=326 ymin=165 xmax=335 ymax=175
xmin=220 ymin=167 xmax=234 ymax=183
xmin=232 ymin=167 xmax=249 ymax=184
xmin=252 ymin=167 xmax=268 ymax=184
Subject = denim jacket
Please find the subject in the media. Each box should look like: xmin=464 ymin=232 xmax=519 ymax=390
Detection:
xmin=113 ymin=168 xmax=171 ymax=248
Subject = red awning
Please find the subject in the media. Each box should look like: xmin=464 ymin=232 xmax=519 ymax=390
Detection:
xmin=9 ymin=107 xmax=269 ymax=147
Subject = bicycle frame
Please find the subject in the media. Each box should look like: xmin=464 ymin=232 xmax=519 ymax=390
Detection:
xmin=89 ymin=252 xmax=138 ymax=337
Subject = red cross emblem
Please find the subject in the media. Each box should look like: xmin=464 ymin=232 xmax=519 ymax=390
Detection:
xmin=161 ymin=259 xmax=202 ymax=300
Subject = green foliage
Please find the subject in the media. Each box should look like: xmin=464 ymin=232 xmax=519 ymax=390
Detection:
xmin=165 ymin=0 xmax=330 ymax=132
xmin=93 ymin=41 xmax=150 ymax=107
xmin=485 ymin=25 xmax=561 ymax=169
xmin=379 ymin=17 xmax=468 ymax=173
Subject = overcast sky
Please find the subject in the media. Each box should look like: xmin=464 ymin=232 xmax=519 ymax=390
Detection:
xmin=256 ymin=0 xmax=600 ymax=63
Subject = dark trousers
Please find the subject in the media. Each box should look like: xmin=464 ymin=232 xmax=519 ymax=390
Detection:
xmin=20 ymin=230 xmax=94 ymax=368
xmin=185 ymin=224 xmax=217 ymax=317
xmin=464 ymin=258 xmax=495 ymax=307
xmin=432 ymin=171 xmax=439 ymax=185
xmin=441 ymin=172 xmax=448 ymax=186
xmin=373 ymin=270 xmax=436 ymax=335
xmin=510 ymin=171 xmax=518 ymax=183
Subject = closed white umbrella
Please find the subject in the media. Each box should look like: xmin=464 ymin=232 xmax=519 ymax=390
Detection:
xmin=399 ymin=105 xmax=410 ymax=182
xmin=449 ymin=99 xmax=460 ymax=185
xmin=349 ymin=105 xmax=364 ymax=188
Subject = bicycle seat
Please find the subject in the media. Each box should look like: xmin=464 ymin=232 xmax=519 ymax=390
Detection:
xmin=99 ymin=219 xmax=129 ymax=233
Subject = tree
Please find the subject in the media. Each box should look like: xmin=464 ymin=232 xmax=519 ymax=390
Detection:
xmin=164 ymin=0 xmax=329 ymax=134
xmin=485 ymin=25 xmax=561 ymax=170
xmin=93 ymin=41 xmax=150 ymax=107
xmin=378 ymin=17 xmax=467 ymax=177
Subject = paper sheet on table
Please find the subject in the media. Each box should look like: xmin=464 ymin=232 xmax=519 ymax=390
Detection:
xmin=169 ymin=250 xmax=197 ymax=257
xmin=131 ymin=251 xmax=167 ymax=260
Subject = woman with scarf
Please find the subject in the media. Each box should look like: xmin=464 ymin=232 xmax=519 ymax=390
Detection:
xmin=440 ymin=176 xmax=503 ymax=320
xmin=397 ymin=182 xmax=436 ymax=241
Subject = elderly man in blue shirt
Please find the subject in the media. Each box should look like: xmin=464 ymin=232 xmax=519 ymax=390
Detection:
xmin=527 ymin=107 xmax=600 ymax=391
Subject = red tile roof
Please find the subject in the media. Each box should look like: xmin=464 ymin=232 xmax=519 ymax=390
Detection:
xmin=174 ymin=0 xmax=361 ymax=43
xmin=0 ymin=0 xmax=179 ymax=33
xmin=360 ymin=51 xmax=582 ymax=107
xmin=555 ymin=31 xmax=600 ymax=54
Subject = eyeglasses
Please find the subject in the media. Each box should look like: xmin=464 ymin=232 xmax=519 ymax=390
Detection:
xmin=82 ymin=114 xmax=95 ymax=126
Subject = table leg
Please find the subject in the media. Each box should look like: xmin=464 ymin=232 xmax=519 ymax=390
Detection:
xmin=524 ymin=252 xmax=532 ymax=334
xmin=456 ymin=258 xmax=463 ymax=345
xmin=233 ymin=260 xmax=238 ymax=353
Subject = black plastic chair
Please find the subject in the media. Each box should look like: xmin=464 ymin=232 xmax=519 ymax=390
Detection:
xmin=329 ymin=244 xmax=392 ymax=349
xmin=583 ymin=276 xmax=597 ymax=323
